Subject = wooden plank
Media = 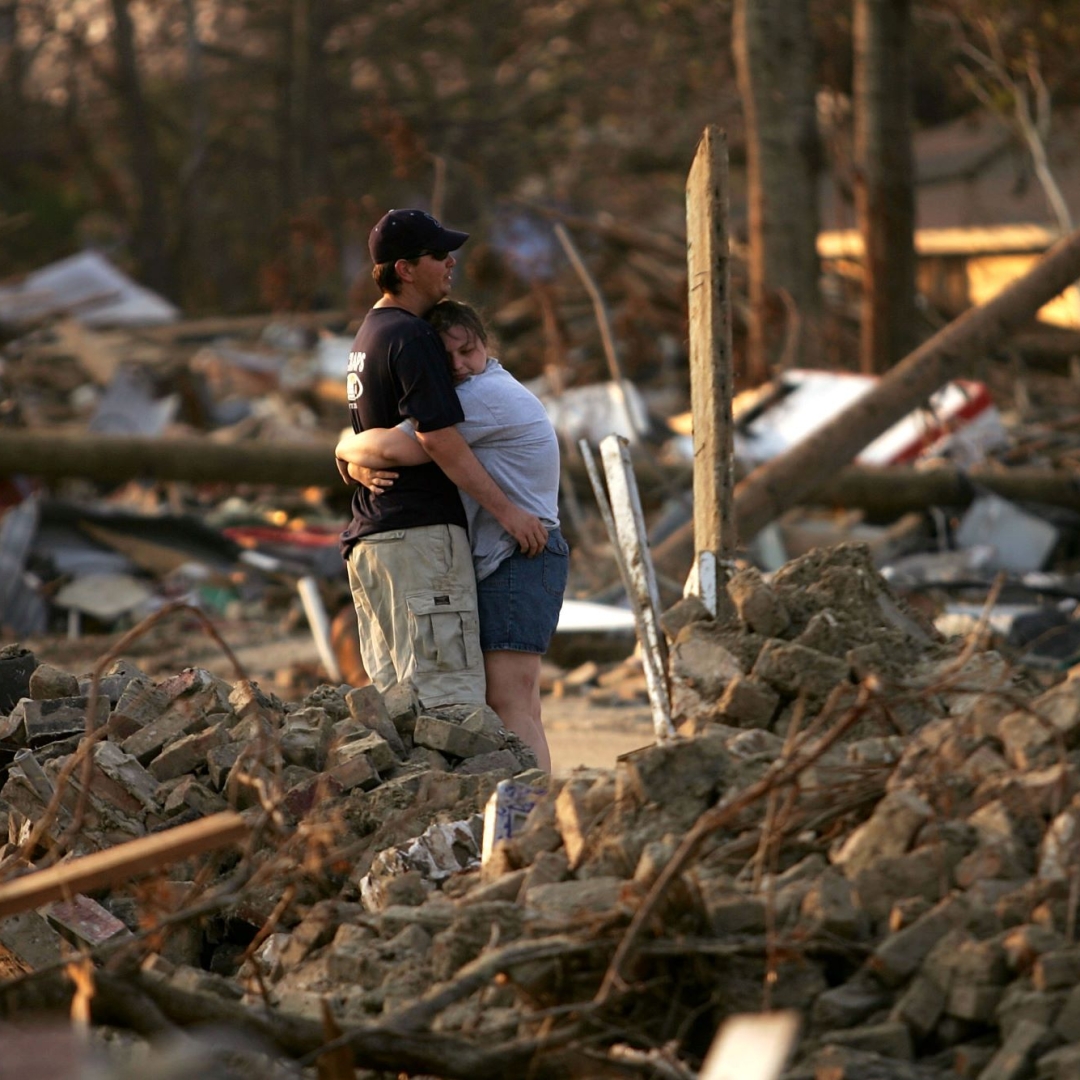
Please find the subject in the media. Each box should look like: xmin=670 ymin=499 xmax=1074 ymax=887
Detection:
xmin=0 ymin=811 xmax=248 ymax=920
xmin=686 ymin=125 xmax=736 ymax=608
xmin=597 ymin=436 xmax=675 ymax=741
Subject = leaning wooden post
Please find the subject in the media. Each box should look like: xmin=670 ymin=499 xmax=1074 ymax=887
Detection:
xmin=685 ymin=126 xmax=737 ymax=612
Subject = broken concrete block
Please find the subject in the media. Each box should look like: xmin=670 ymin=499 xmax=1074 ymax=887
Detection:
xmin=107 ymin=678 xmax=168 ymax=739
xmin=326 ymin=751 xmax=381 ymax=793
xmin=1033 ymin=948 xmax=1080 ymax=991
xmin=93 ymin=737 xmax=160 ymax=803
xmin=668 ymin=624 xmax=745 ymax=721
xmin=1051 ymin=983 xmax=1080 ymax=1042
xmin=120 ymin=701 xmax=211 ymax=765
xmin=326 ymin=923 xmax=382 ymax=988
xmin=977 ymin=1018 xmax=1053 ymax=1080
xmin=1038 ymin=799 xmax=1080 ymax=882
xmin=381 ymin=680 xmax=421 ymax=738
xmin=821 ymin=1020 xmax=914 ymax=1060
xmin=726 ymin=566 xmax=791 ymax=638
xmin=1036 ymin=1043 xmax=1080 ymax=1080
xmin=453 ymin=749 xmax=522 ymax=775
xmin=523 ymin=877 xmax=629 ymax=921
xmin=752 ymin=639 xmax=851 ymax=711
xmin=814 ymin=971 xmax=893 ymax=1029
xmin=659 ymin=594 xmax=713 ymax=641
xmin=345 ymin=685 xmax=406 ymax=757
xmin=148 ymin=722 xmax=229 ymax=782
xmin=12 ymin=695 xmax=109 ymax=744
xmin=633 ymin=837 xmax=678 ymax=888
xmin=892 ymin=973 xmax=947 ymax=1039
xmin=698 ymin=877 xmax=766 ymax=935
xmin=716 ymin=675 xmax=780 ymax=729
xmin=800 ymin=868 xmax=866 ymax=940
xmin=555 ymin=775 xmax=607 ymax=868
xmin=833 ymin=788 xmax=934 ymax=878
xmin=851 ymin=844 xmax=954 ymax=923
xmin=0 ymin=910 xmax=65 ymax=969
xmin=980 ymin=764 xmax=1077 ymax=825
xmin=78 ymin=658 xmax=146 ymax=707
xmin=868 ymin=895 xmax=969 ymax=987
xmin=227 ymin=679 xmax=282 ymax=724
xmin=327 ymin=730 xmax=396 ymax=775
xmin=162 ymin=775 xmax=229 ymax=818
xmin=28 ymin=663 xmax=79 ymax=699
xmin=615 ymin=734 xmax=728 ymax=824
xmin=945 ymin=982 xmax=1003 ymax=1023
xmin=796 ymin=609 xmax=852 ymax=659
xmin=43 ymin=894 xmax=130 ymax=949
xmin=997 ymin=981 xmax=1066 ymax=1042
xmin=520 ymin=849 xmax=570 ymax=894
xmin=206 ymin=742 xmax=243 ymax=790
xmin=1002 ymin=924 xmax=1067 ymax=974
xmin=413 ymin=714 xmax=501 ymax=759
xmin=282 ymin=772 xmax=344 ymax=819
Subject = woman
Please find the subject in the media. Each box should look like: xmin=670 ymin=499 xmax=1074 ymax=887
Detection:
xmin=335 ymin=300 xmax=568 ymax=771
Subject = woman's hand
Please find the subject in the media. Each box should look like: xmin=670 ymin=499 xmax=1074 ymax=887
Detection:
xmin=349 ymin=463 xmax=399 ymax=494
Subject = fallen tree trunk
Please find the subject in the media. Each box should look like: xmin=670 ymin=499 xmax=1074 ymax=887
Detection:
xmin=0 ymin=430 xmax=340 ymax=488
xmin=809 ymin=463 xmax=1080 ymax=517
xmin=655 ymin=225 xmax=1080 ymax=582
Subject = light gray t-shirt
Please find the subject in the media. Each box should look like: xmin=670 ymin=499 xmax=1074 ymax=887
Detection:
xmin=402 ymin=358 xmax=561 ymax=581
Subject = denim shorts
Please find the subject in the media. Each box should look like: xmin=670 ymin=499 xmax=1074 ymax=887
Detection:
xmin=477 ymin=528 xmax=569 ymax=653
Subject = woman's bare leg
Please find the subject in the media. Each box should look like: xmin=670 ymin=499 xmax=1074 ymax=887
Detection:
xmin=484 ymin=650 xmax=550 ymax=772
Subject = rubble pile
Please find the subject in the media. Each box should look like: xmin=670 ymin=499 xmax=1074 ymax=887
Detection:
xmin=5 ymin=543 xmax=1080 ymax=1078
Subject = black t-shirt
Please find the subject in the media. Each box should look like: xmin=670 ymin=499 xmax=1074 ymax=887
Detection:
xmin=339 ymin=307 xmax=466 ymax=553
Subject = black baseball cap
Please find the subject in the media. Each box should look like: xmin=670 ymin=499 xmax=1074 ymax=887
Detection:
xmin=368 ymin=208 xmax=469 ymax=264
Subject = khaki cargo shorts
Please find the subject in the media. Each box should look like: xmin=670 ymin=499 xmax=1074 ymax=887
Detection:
xmin=347 ymin=523 xmax=486 ymax=708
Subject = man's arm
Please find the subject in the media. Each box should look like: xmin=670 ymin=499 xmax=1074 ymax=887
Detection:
xmin=416 ymin=426 xmax=548 ymax=557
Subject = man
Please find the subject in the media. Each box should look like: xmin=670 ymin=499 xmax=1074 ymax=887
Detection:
xmin=339 ymin=208 xmax=547 ymax=708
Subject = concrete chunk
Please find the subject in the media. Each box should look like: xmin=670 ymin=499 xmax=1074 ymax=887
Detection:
xmin=148 ymin=722 xmax=229 ymax=781
xmin=833 ymin=788 xmax=934 ymax=878
xmin=346 ymin=685 xmax=406 ymax=758
xmin=413 ymin=714 xmax=501 ymax=759
xmin=726 ymin=565 xmax=791 ymax=637
xmin=978 ymin=1019 xmax=1053 ymax=1080
xmin=821 ymin=1020 xmax=914 ymax=1060
xmin=120 ymin=702 xmax=210 ymax=765
xmin=0 ymin=910 xmax=65 ymax=970
xmin=868 ymin=895 xmax=969 ymax=987
xmin=28 ymin=663 xmax=78 ymax=699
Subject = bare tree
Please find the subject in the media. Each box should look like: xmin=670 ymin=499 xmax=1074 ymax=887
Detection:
xmin=954 ymin=18 xmax=1080 ymax=325
xmin=854 ymin=0 xmax=917 ymax=374
xmin=732 ymin=0 xmax=822 ymax=385
xmin=109 ymin=0 xmax=172 ymax=297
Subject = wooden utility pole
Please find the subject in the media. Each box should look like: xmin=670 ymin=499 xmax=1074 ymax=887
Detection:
xmin=685 ymin=126 xmax=736 ymax=611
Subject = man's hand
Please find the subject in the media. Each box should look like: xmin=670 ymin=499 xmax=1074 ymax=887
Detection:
xmin=498 ymin=505 xmax=548 ymax=557
xmin=335 ymin=456 xmax=353 ymax=485
xmin=349 ymin=463 xmax=399 ymax=494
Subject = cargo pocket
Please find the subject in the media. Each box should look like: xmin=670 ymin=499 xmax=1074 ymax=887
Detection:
xmin=406 ymin=591 xmax=481 ymax=673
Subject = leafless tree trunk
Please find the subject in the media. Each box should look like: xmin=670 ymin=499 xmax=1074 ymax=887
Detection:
xmin=732 ymin=0 xmax=822 ymax=385
xmin=854 ymin=0 xmax=917 ymax=374
xmin=109 ymin=0 xmax=172 ymax=297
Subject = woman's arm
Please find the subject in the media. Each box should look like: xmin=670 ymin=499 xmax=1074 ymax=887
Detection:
xmin=335 ymin=427 xmax=431 ymax=468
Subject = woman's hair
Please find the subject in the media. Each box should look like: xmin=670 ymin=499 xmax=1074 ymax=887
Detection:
xmin=426 ymin=299 xmax=491 ymax=348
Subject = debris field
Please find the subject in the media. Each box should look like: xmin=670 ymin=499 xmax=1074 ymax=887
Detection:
xmin=2 ymin=542 xmax=1080 ymax=1079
